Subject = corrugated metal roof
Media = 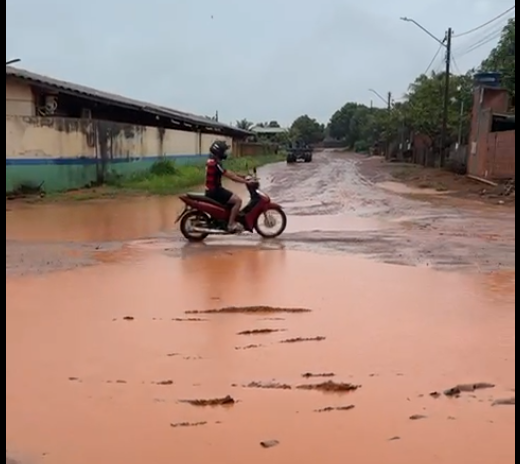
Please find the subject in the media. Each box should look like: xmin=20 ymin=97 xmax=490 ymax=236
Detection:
xmin=251 ymin=126 xmax=288 ymax=134
xmin=6 ymin=66 xmax=251 ymax=137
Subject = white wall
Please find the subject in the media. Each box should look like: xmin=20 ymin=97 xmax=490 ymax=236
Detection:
xmin=6 ymin=77 xmax=35 ymax=117
xmin=6 ymin=116 xmax=233 ymax=160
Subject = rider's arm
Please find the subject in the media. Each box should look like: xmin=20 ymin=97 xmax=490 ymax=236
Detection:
xmin=222 ymin=169 xmax=248 ymax=184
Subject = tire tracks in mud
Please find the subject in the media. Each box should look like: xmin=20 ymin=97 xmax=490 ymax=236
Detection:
xmin=155 ymin=152 xmax=513 ymax=271
xmin=262 ymin=153 xmax=515 ymax=270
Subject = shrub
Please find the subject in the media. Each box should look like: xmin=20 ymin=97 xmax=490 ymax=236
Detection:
xmin=354 ymin=140 xmax=371 ymax=154
xmin=149 ymin=159 xmax=177 ymax=176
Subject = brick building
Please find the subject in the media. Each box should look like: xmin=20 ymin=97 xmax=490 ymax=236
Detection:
xmin=467 ymin=86 xmax=515 ymax=181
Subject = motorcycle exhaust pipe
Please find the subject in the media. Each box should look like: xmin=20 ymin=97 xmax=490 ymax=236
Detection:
xmin=192 ymin=227 xmax=228 ymax=235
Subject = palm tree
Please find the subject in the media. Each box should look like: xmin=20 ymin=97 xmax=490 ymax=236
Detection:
xmin=236 ymin=119 xmax=253 ymax=130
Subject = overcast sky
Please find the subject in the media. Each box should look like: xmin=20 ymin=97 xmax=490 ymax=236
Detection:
xmin=6 ymin=0 xmax=515 ymax=125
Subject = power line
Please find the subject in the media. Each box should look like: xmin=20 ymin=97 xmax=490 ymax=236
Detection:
xmin=454 ymin=17 xmax=512 ymax=55
xmin=453 ymin=5 xmax=515 ymax=38
xmin=424 ymin=44 xmax=444 ymax=75
xmin=459 ymin=34 xmax=501 ymax=58
xmin=435 ymin=53 xmax=448 ymax=73
xmin=454 ymin=19 xmax=509 ymax=56
xmin=457 ymin=28 xmax=505 ymax=58
xmin=451 ymin=56 xmax=462 ymax=74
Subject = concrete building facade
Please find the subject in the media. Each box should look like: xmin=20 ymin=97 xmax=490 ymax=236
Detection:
xmin=6 ymin=67 xmax=250 ymax=193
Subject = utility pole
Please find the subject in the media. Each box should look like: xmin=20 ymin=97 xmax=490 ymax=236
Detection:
xmin=387 ymin=91 xmax=393 ymax=160
xmin=440 ymin=28 xmax=452 ymax=168
xmin=369 ymin=88 xmax=393 ymax=160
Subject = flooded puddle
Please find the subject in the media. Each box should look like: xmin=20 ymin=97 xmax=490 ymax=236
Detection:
xmin=6 ymin=250 xmax=515 ymax=464
xmin=5 ymin=196 xmax=185 ymax=242
xmin=6 ymin=194 xmax=388 ymax=245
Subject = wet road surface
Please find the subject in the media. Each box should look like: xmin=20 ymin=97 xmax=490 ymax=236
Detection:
xmin=6 ymin=152 xmax=515 ymax=273
xmin=6 ymin=152 xmax=516 ymax=463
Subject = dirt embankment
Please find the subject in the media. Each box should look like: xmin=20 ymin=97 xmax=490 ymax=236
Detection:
xmin=356 ymin=155 xmax=515 ymax=206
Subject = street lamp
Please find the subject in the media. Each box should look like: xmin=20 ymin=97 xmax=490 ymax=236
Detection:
xmin=400 ymin=17 xmax=446 ymax=47
xmin=400 ymin=16 xmax=453 ymax=167
xmin=6 ymin=58 xmax=21 ymax=66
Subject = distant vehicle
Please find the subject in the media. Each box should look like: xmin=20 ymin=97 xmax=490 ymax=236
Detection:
xmin=287 ymin=141 xmax=313 ymax=164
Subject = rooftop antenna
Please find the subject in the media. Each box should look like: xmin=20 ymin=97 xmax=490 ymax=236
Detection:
xmin=6 ymin=58 xmax=21 ymax=66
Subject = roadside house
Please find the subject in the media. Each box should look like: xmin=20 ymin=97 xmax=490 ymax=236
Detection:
xmin=467 ymin=85 xmax=515 ymax=181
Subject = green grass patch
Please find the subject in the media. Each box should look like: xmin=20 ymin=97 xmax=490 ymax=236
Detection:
xmin=17 ymin=154 xmax=285 ymax=203
xmin=108 ymin=153 xmax=285 ymax=196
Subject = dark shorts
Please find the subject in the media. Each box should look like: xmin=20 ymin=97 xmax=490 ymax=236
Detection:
xmin=206 ymin=187 xmax=233 ymax=205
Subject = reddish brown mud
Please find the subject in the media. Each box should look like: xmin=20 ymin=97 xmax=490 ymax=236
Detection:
xmin=6 ymin=152 xmax=515 ymax=464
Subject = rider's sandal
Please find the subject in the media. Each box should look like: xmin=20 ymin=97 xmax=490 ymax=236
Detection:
xmin=228 ymin=224 xmax=241 ymax=233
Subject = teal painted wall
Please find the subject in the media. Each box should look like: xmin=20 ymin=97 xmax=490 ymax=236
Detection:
xmin=6 ymin=115 xmax=232 ymax=193
xmin=6 ymin=163 xmax=98 ymax=193
xmin=6 ymin=155 xmax=208 ymax=193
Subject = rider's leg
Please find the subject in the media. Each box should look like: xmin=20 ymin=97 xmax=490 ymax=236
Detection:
xmin=227 ymin=194 xmax=242 ymax=230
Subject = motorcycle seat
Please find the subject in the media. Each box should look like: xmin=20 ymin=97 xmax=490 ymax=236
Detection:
xmin=186 ymin=193 xmax=232 ymax=209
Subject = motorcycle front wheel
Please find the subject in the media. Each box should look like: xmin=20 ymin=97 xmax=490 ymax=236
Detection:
xmin=255 ymin=207 xmax=287 ymax=239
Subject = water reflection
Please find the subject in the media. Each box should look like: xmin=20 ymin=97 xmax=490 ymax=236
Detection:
xmin=6 ymin=180 xmax=245 ymax=243
xmin=179 ymin=248 xmax=287 ymax=304
xmin=6 ymin=196 xmax=184 ymax=242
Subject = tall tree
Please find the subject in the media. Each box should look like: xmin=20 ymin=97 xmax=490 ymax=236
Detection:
xmin=290 ymin=115 xmax=325 ymax=145
xmin=481 ymin=18 xmax=515 ymax=97
xmin=327 ymin=103 xmax=388 ymax=151
xmin=404 ymin=72 xmax=473 ymax=147
xmin=328 ymin=103 xmax=363 ymax=143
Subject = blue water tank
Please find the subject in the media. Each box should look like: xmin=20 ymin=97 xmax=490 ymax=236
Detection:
xmin=473 ymin=72 xmax=502 ymax=88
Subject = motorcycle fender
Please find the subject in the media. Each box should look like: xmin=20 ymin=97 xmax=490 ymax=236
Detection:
xmin=175 ymin=205 xmax=189 ymax=224
xmin=264 ymin=202 xmax=283 ymax=211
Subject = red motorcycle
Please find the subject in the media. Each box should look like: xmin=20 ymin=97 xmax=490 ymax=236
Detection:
xmin=176 ymin=170 xmax=287 ymax=242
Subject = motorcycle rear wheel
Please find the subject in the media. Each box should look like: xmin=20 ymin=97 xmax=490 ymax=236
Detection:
xmin=180 ymin=211 xmax=210 ymax=242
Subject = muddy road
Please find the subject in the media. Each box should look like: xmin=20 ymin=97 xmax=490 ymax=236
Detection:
xmin=265 ymin=152 xmax=515 ymax=270
xmin=6 ymin=151 xmax=516 ymax=464
xmin=6 ymin=151 xmax=515 ymax=275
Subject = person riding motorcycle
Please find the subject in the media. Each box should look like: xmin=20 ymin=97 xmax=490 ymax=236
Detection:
xmin=205 ymin=140 xmax=251 ymax=232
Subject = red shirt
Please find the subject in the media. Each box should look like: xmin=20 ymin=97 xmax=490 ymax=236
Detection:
xmin=205 ymin=157 xmax=226 ymax=190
